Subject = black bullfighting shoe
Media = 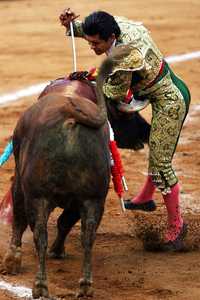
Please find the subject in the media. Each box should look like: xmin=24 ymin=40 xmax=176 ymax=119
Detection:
xmin=161 ymin=223 xmax=188 ymax=252
xmin=123 ymin=199 xmax=156 ymax=212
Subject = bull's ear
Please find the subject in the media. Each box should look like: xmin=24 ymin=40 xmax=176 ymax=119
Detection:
xmin=108 ymin=111 xmax=151 ymax=150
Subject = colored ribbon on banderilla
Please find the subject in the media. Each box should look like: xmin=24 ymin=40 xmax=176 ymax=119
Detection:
xmin=0 ymin=140 xmax=13 ymax=166
xmin=108 ymin=122 xmax=128 ymax=212
xmin=0 ymin=140 xmax=13 ymax=224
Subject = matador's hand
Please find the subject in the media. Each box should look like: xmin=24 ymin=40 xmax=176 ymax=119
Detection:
xmin=59 ymin=8 xmax=80 ymax=29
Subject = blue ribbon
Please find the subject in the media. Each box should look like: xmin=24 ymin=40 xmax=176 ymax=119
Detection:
xmin=0 ymin=140 xmax=13 ymax=166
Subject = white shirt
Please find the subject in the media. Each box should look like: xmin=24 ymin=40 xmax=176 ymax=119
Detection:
xmin=106 ymin=39 xmax=116 ymax=56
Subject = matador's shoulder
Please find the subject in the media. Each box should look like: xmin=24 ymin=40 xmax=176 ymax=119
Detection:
xmin=110 ymin=44 xmax=145 ymax=75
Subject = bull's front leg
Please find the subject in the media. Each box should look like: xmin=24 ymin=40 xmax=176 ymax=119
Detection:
xmin=77 ymin=201 xmax=104 ymax=298
xmin=3 ymin=245 xmax=22 ymax=275
xmin=31 ymin=198 xmax=51 ymax=299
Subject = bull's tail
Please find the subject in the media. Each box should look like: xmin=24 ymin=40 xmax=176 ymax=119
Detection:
xmin=97 ymin=56 xmax=114 ymax=89
xmin=95 ymin=55 xmax=115 ymax=122
xmin=95 ymin=46 xmax=133 ymax=120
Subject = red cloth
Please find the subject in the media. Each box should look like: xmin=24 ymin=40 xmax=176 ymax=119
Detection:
xmin=87 ymin=67 xmax=98 ymax=81
xmin=109 ymin=140 xmax=124 ymax=197
xmin=0 ymin=187 xmax=13 ymax=224
xmin=110 ymin=164 xmax=123 ymax=197
xmin=124 ymin=89 xmax=133 ymax=104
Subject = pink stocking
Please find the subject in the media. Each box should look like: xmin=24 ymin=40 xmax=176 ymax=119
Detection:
xmin=163 ymin=182 xmax=183 ymax=241
xmin=132 ymin=175 xmax=156 ymax=204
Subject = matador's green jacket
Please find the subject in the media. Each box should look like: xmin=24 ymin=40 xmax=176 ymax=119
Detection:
xmin=67 ymin=16 xmax=191 ymax=194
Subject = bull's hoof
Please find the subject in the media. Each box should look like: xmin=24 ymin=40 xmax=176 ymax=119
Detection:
xmin=2 ymin=245 xmax=22 ymax=274
xmin=47 ymin=247 xmax=66 ymax=259
xmin=32 ymin=280 xmax=49 ymax=299
xmin=76 ymin=278 xmax=94 ymax=298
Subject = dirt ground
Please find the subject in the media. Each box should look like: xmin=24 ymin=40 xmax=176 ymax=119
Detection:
xmin=0 ymin=0 xmax=200 ymax=299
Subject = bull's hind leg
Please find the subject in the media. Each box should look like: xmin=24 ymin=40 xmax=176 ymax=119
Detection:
xmin=28 ymin=197 xmax=52 ymax=299
xmin=77 ymin=199 xmax=104 ymax=297
xmin=49 ymin=207 xmax=80 ymax=258
xmin=3 ymin=175 xmax=28 ymax=274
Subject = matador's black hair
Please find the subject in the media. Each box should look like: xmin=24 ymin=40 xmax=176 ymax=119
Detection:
xmin=82 ymin=11 xmax=121 ymax=41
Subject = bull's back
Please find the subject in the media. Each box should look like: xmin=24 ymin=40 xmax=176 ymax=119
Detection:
xmin=39 ymin=78 xmax=97 ymax=103
xmin=17 ymin=117 xmax=110 ymax=201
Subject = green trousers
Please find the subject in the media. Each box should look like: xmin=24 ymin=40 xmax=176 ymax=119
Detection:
xmin=146 ymin=62 xmax=191 ymax=194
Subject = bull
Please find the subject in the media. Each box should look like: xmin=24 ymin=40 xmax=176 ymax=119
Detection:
xmin=2 ymin=56 xmax=114 ymax=298
xmin=2 ymin=47 xmax=150 ymax=298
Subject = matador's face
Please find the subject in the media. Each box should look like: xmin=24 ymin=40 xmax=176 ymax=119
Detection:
xmin=84 ymin=33 xmax=115 ymax=55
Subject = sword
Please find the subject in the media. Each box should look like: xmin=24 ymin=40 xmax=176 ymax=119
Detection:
xmin=70 ymin=21 xmax=77 ymax=72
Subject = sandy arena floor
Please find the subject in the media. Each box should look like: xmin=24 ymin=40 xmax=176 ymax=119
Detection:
xmin=0 ymin=0 xmax=200 ymax=299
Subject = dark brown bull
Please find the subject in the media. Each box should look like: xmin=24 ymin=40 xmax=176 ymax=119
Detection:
xmin=2 ymin=46 xmax=150 ymax=298
xmin=2 ymin=57 xmax=113 ymax=298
